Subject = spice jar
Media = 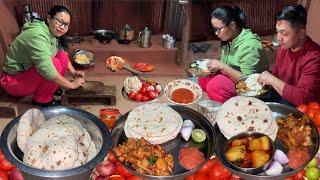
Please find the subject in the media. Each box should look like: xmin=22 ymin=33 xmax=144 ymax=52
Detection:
xmin=99 ymin=108 xmax=121 ymax=130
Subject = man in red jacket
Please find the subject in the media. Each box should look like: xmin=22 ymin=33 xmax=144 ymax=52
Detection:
xmin=259 ymin=4 xmax=320 ymax=106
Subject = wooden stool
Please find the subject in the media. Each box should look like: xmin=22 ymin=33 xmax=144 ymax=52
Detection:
xmin=61 ymin=81 xmax=116 ymax=106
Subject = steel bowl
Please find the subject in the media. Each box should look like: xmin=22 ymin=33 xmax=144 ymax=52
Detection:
xmin=0 ymin=106 xmax=112 ymax=180
xmin=224 ymin=132 xmax=275 ymax=175
xmin=73 ymin=49 xmax=95 ymax=68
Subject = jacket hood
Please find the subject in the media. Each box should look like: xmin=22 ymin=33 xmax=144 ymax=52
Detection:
xmin=232 ymin=28 xmax=260 ymax=48
xmin=22 ymin=19 xmax=53 ymax=37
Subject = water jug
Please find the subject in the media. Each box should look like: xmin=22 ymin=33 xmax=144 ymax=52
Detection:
xmin=138 ymin=27 xmax=152 ymax=48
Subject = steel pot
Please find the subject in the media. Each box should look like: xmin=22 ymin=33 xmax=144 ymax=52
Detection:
xmin=0 ymin=106 xmax=112 ymax=180
xmin=92 ymin=29 xmax=115 ymax=43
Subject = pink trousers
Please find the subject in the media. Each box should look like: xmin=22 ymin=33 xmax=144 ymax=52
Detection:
xmin=0 ymin=51 xmax=69 ymax=103
xmin=198 ymin=74 xmax=237 ymax=103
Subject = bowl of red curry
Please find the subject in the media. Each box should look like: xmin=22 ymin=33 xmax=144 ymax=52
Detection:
xmin=164 ymin=79 xmax=202 ymax=106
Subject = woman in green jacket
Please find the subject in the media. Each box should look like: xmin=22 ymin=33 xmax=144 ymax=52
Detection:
xmin=199 ymin=6 xmax=269 ymax=103
xmin=0 ymin=5 xmax=85 ymax=107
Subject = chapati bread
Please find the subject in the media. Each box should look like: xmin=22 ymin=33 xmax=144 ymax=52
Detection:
xmin=17 ymin=112 xmax=97 ymax=170
xmin=125 ymin=103 xmax=183 ymax=144
xmin=216 ymin=96 xmax=278 ymax=140
xmin=17 ymin=108 xmax=45 ymax=153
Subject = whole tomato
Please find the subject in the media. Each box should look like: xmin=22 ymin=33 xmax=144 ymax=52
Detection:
xmin=292 ymin=170 xmax=306 ymax=180
xmin=139 ymin=86 xmax=147 ymax=94
xmin=134 ymin=93 xmax=143 ymax=102
xmin=108 ymin=152 xmax=118 ymax=164
xmin=296 ymin=104 xmax=308 ymax=113
xmin=308 ymin=102 xmax=320 ymax=109
xmin=116 ymin=163 xmax=132 ymax=178
xmin=128 ymin=91 xmax=136 ymax=100
xmin=147 ymin=91 xmax=157 ymax=99
xmin=209 ymin=163 xmax=231 ymax=180
xmin=126 ymin=176 xmax=143 ymax=180
xmin=307 ymin=108 xmax=320 ymax=119
xmin=0 ymin=158 xmax=15 ymax=172
xmin=142 ymin=95 xmax=150 ymax=102
xmin=0 ymin=170 xmax=8 ymax=180
xmin=313 ymin=111 xmax=320 ymax=127
xmin=194 ymin=173 xmax=210 ymax=180
xmin=197 ymin=160 xmax=214 ymax=175
xmin=0 ymin=150 xmax=4 ymax=162
xmin=185 ymin=174 xmax=195 ymax=180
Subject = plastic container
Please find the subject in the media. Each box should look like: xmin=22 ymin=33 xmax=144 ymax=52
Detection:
xmin=99 ymin=108 xmax=121 ymax=130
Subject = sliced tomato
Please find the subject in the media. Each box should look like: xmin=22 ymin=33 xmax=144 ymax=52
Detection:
xmin=0 ymin=158 xmax=15 ymax=171
xmin=0 ymin=170 xmax=8 ymax=180
xmin=108 ymin=152 xmax=118 ymax=164
xmin=308 ymin=102 xmax=320 ymax=109
xmin=116 ymin=163 xmax=132 ymax=178
xmin=296 ymin=104 xmax=308 ymax=113
xmin=197 ymin=160 xmax=214 ymax=175
xmin=133 ymin=63 xmax=154 ymax=72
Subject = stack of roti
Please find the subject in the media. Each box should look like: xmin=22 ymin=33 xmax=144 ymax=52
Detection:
xmin=216 ymin=96 xmax=278 ymax=141
xmin=124 ymin=103 xmax=183 ymax=144
xmin=17 ymin=109 xmax=97 ymax=170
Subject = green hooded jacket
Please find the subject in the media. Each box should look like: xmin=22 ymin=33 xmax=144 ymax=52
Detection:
xmin=3 ymin=19 xmax=58 ymax=80
xmin=221 ymin=28 xmax=269 ymax=76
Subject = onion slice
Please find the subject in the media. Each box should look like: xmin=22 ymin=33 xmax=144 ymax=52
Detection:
xmin=266 ymin=161 xmax=283 ymax=176
xmin=274 ymin=149 xmax=289 ymax=165
xmin=180 ymin=126 xmax=193 ymax=141
xmin=182 ymin=119 xmax=195 ymax=128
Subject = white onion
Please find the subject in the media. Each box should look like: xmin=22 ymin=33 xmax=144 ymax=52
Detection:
xmin=182 ymin=119 xmax=195 ymax=128
xmin=266 ymin=161 xmax=283 ymax=176
xmin=274 ymin=149 xmax=289 ymax=165
xmin=180 ymin=126 xmax=193 ymax=141
xmin=95 ymin=160 xmax=116 ymax=176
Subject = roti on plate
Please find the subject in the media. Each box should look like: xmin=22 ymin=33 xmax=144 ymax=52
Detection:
xmin=216 ymin=96 xmax=278 ymax=140
xmin=125 ymin=103 xmax=183 ymax=144
xmin=17 ymin=108 xmax=45 ymax=153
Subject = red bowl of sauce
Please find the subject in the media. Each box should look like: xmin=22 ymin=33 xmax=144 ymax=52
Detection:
xmin=164 ymin=79 xmax=202 ymax=105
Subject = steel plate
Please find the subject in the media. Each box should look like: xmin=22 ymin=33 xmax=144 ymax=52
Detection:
xmin=235 ymin=75 xmax=270 ymax=98
xmin=121 ymin=85 xmax=163 ymax=103
xmin=214 ymin=102 xmax=320 ymax=180
xmin=0 ymin=106 xmax=112 ymax=179
xmin=111 ymin=105 xmax=215 ymax=180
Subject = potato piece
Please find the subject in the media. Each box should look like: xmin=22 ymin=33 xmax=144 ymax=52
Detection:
xmin=226 ymin=145 xmax=246 ymax=162
xmin=259 ymin=136 xmax=271 ymax=151
xmin=251 ymin=151 xmax=270 ymax=168
xmin=232 ymin=139 xmax=244 ymax=146
xmin=248 ymin=138 xmax=261 ymax=151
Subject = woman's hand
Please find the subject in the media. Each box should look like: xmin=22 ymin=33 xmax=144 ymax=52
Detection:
xmin=71 ymin=77 xmax=85 ymax=89
xmin=206 ymin=59 xmax=225 ymax=73
xmin=72 ymin=70 xmax=85 ymax=78
xmin=258 ymin=71 xmax=275 ymax=86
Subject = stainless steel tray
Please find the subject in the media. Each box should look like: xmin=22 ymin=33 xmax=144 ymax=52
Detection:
xmin=0 ymin=106 xmax=111 ymax=179
xmin=111 ymin=105 xmax=215 ymax=180
xmin=214 ymin=102 xmax=319 ymax=180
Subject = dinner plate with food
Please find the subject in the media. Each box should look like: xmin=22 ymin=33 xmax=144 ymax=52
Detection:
xmin=214 ymin=96 xmax=319 ymax=179
xmin=111 ymin=103 xmax=215 ymax=179
xmin=187 ymin=59 xmax=212 ymax=77
xmin=236 ymin=73 xmax=269 ymax=97
xmin=122 ymin=76 xmax=163 ymax=103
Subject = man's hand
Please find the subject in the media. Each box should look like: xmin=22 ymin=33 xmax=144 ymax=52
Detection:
xmin=258 ymin=71 xmax=275 ymax=86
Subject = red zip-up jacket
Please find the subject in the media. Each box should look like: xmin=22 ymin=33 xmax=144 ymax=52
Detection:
xmin=272 ymin=36 xmax=320 ymax=106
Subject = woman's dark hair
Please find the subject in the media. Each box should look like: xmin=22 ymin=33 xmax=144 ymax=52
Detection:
xmin=210 ymin=6 xmax=247 ymax=29
xmin=276 ymin=4 xmax=307 ymax=30
xmin=48 ymin=5 xmax=71 ymax=18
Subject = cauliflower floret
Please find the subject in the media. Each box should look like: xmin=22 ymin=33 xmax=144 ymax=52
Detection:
xmin=124 ymin=76 xmax=142 ymax=93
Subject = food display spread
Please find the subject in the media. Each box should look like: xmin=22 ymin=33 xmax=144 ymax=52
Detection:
xmin=17 ymin=109 xmax=97 ymax=170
